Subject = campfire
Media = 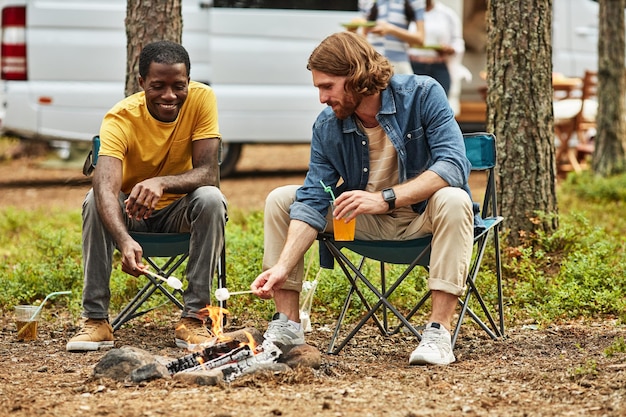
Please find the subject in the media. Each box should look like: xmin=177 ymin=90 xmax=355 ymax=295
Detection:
xmin=94 ymin=305 xmax=320 ymax=385
xmin=168 ymin=306 xmax=282 ymax=381
xmin=167 ymin=337 xmax=282 ymax=381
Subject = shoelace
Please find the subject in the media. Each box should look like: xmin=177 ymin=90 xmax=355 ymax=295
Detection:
xmin=266 ymin=321 xmax=302 ymax=342
xmin=76 ymin=320 xmax=102 ymax=336
xmin=181 ymin=319 xmax=210 ymax=337
xmin=421 ymin=329 xmax=450 ymax=351
xmin=191 ymin=326 xmax=210 ymax=337
xmin=267 ymin=320 xmax=293 ymax=333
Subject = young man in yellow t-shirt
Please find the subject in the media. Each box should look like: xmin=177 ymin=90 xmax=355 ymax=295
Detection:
xmin=67 ymin=41 xmax=226 ymax=352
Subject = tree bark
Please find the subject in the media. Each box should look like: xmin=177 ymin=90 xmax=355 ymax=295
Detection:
xmin=593 ymin=0 xmax=626 ymax=176
xmin=125 ymin=0 xmax=183 ymax=96
xmin=486 ymin=0 xmax=558 ymax=246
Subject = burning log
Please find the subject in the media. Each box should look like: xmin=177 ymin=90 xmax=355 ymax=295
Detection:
xmin=166 ymin=339 xmax=241 ymax=374
xmin=167 ymin=339 xmax=283 ymax=382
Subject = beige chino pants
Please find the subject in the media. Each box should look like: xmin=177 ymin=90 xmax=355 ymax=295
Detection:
xmin=262 ymin=185 xmax=474 ymax=297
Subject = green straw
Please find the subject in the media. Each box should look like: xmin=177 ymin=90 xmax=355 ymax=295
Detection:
xmin=27 ymin=291 xmax=71 ymax=322
xmin=319 ymin=180 xmax=336 ymax=202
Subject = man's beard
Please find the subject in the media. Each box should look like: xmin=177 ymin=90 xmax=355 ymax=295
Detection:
xmin=330 ymin=93 xmax=361 ymax=120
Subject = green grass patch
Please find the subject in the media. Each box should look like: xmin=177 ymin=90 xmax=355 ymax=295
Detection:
xmin=1 ymin=171 xmax=625 ymax=330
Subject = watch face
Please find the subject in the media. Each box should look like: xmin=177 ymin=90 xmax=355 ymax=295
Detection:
xmin=382 ymin=188 xmax=395 ymax=210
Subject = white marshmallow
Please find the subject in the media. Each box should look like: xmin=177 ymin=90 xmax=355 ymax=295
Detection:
xmin=215 ymin=287 xmax=230 ymax=301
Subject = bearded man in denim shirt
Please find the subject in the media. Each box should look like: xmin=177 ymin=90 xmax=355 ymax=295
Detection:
xmin=251 ymin=31 xmax=475 ymax=366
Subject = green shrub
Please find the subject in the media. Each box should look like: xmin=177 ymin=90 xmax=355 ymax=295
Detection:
xmin=562 ymin=171 xmax=626 ymax=203
xmin=498 ymin=171 xmax=626 ymax=326
xmin=0 ymin=209 xmax=83 ymax=312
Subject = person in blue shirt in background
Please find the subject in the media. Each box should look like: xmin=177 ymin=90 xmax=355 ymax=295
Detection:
xmin=348 ymin=0 xmax=426 ymax=75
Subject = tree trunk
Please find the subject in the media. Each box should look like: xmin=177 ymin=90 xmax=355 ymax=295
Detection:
xmin=593 ymin=0 xmax=626 ymax=176
xmin=125 ymin=0 xmax=183 ymax=96
xmin=486 ymin=0 xmax=558 ymax=246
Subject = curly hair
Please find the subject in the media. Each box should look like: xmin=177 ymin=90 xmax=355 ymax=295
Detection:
xmin=307 ymin=32 xmax=393 ymax=97
xmin=139 ymin=41 xmax=190 ymax=79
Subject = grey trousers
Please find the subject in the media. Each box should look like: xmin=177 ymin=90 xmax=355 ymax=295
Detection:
xmin=81 ymin=186 xmax=227 ymax=321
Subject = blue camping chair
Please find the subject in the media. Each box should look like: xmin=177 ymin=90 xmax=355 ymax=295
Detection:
xmin=318 ymin=132 xmax=504 ymax=354
xmin=84 ymin=136 xmax=227 ymax=330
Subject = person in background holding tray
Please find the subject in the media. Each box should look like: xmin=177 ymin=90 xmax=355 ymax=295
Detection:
xmin=408 ymin=0 xmax=464 ymax=96
xmin=347 ymin=0 xmax=426 ymax=75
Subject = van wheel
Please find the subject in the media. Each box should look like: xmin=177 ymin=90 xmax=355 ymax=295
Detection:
xmin=219 ymin=142 xmax=242 ymax=178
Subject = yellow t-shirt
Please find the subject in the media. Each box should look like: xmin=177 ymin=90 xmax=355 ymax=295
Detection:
xmin=99 ymin=81 xmax=221 ymax=209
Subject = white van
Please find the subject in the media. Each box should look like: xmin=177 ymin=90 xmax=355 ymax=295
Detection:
xmin=459 ymin=0 xmax=607 ymax=79
xmin=0 ymin=0 xmax=611 ymax=175
xmin=0 ymin=0 xmax=213 ymax=162
xmin=207 ymin=1 xmax=359 ymax=174
xmin=552 ymin=0 xmax=604 ymax=76
xmin=0 ymin=0 xmax=358 ymax=175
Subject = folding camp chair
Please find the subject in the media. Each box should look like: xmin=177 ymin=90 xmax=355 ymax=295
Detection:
xmin=84 ymin=136 xmax=227 ymax=331
xmin=319 ymin=132 xmax=504 ymax=354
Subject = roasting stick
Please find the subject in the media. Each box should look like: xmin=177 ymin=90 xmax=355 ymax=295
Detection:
xmin=226 ymin=290 xmax=254 ymax=296
xmin=144 ymin=270 xmax=183 ymax=290
xmin=212 ymin=288 xmax=254 ymax=335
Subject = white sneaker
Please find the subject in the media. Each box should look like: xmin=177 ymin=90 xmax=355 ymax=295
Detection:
xmin=263 ymin=312 xmax=305 ymax=347
xmin=409 ymin=322 xmax=456 ymax=366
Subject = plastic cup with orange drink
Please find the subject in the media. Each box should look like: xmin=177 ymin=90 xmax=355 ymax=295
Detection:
xmin=331 ymin=201 xmax=356 ymax=241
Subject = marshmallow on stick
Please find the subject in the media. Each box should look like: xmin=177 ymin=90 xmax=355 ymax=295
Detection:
xmin=215 ymin=288 xmax=253 ymax=301
xmin=145 ymin=270 xmax=183 ymax=290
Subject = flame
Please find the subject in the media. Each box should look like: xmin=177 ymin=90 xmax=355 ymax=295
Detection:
xmin=191 ymin=305 xmax=259 ymax=354
xmin=239 ymin=331 xmax=258 ymax=352
xmin=197 ymin=356 xmax=207 ymax=370
xmin=198 ymin=305 xmax=230 ymax=339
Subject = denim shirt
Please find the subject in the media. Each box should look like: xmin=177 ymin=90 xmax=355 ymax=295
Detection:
xmin=290 ymin=74 xmax=478 ymax=235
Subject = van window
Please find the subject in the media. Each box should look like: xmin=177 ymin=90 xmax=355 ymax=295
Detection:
xmin=213 ymin=0 xmax=358 ymax=11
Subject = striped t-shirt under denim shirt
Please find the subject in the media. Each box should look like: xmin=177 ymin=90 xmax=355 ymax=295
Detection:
xmin=359 ymin=0 xmax=425 ymax=68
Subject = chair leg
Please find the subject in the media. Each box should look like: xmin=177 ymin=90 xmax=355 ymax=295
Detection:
xmin=453 ymin=283 xmax=502 ymax=348
xmin=494 ymin=225 xmax=505 ymax=337
xmin=327 ymin=277 xmax=358 ymax=354
xmin=112 ymin=255 xmax=186 ymax=330
xmin=555 ymin=122 xmax=575 ymax=171
xmin=451 ymin=227 xmax=505 ymax=348
xmin=328 ymin=256 xmax=390 ymax=354
xmin=217 ymin=244 xmax=227 ymax=310
xmin=388 ymin=289 xmax=430 ymax=336
xmin=324 ymin=241 xmax=425 ymax=354
xmin=111 ymin=281 xmax=159 ymax=330
xmin=380 ymin=261 xmax=388 ymax=333
xmin=567 ymin=147 xmax=583 ymax=173
xmin=143 ymin=256 xmax=187 ymax=307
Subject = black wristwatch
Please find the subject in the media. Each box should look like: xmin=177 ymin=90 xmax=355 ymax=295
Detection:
xmin=381 ymin=188 xmax=396 ymax=210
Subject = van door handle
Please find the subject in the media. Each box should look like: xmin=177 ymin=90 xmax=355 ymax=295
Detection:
xmin=199 ymin=0 xmax=213 ymax=8
xmin=574 ymin=26 xmax=598 ymax=37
